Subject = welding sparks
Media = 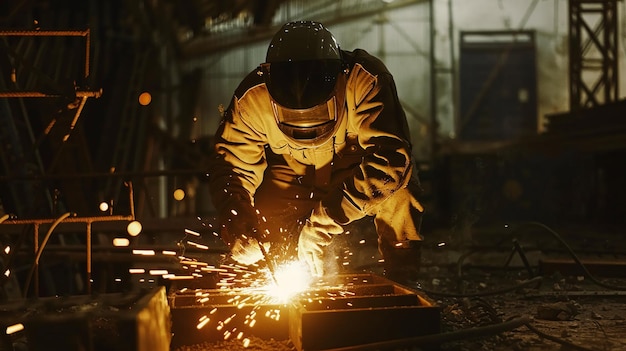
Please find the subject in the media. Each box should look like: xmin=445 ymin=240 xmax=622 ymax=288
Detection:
xmin=164 ymin=226 xmax=325 ymax=349
xmin=186 ymin=241 xmax=209 ymax=250
xmin=149 ymin=269 xmax=169 ymax=275
xmin=132 ymin=249 xmax=155 ymax=256
xmin=113 ymin=238 xmax=130 ymax=247
xmin=184 ymin=228 xmax=201 ymax=236
xmin=6 ymin=323 xmax=24 ymax=335
xmin=197 ymin=316 xmax=210 ymax=329
xmin=250 ymin=260 xmax=313 ymax=303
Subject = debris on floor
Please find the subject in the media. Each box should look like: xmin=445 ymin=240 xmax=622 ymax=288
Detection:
xmin=174 ymin=337 xmax=295 ymax=351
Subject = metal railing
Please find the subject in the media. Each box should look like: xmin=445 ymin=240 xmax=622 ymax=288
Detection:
xmin=1 ymin=183 xmax=136 ymax=296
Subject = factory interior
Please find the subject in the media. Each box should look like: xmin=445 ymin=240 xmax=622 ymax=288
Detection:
xmin=1 ymin=0 xmax=626 ymax=350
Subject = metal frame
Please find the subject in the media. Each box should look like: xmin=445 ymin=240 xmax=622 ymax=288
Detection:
xmin=1 ymin=184 xmax=136 ymax=297
xmin=0 ymin=29 xmax=102 ymax=218
xmin=0 ymin=29 xmax=97 ymax=97
xmin=568 ymin=0 xmax=619 ymax=110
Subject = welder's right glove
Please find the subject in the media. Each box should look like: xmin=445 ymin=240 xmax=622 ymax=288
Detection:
xmin=219 ymin=194 xmax=266 ymax=265
xmin=219 ymin=194 xmax=259 ymax=244
xmin=298 ymin=202 xmax=344 ymax=277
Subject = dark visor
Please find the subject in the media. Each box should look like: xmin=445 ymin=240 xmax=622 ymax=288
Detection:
xmin=263 ymin=60 xmax=342 ymax=109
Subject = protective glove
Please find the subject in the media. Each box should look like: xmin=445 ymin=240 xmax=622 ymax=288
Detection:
xmin=219 ymin=194 xmax=258 ymax=243
xmin=219 ymin=195 xmax=267 ymax=265
xmin=298 ymin=202 xmax=343 ymax=277
xmin=230 ymin=236 xmax=270 ymax=265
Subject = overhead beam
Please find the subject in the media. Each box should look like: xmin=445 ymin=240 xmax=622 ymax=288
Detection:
xmin=180 ymin=0 xmax=427 ymax=60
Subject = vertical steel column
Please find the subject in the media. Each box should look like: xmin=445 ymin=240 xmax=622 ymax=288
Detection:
xmin=568 ymin=0 xmax=619 ymax=110
xmin=86 ymin=221 xmax=92 ymax=294
xmin=33 ymin=224 xmax=39 ymax=296
xmin=429 ymin=0 xmax=438 ymax=159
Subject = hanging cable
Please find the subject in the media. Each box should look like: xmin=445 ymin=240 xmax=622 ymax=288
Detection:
xmin=22 ymin=212 xmax=72 ymax=297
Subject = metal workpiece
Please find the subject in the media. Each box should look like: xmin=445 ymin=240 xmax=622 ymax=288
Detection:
xmin=289 ymin=274 xmax=439 ymax=351
xmin=0 ymin=287 xmax=171 ymax=351
xmin=169 ymin=273 xmax=440 ymax=351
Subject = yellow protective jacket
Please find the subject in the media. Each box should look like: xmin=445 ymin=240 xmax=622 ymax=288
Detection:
xmin=209 ymin=49 xmax=416 ymax=227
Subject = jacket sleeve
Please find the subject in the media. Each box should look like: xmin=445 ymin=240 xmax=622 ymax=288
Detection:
xmin=208 ymin=95 xmax=267 ymax=210
xmin=323 ymin=65 xmax=414 ymax=224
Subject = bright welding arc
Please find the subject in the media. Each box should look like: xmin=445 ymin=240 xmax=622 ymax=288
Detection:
xmin=257 ymin=241 xmax=279 ymax=286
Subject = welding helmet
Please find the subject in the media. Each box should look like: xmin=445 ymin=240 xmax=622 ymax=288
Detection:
xmin=261 ymin=21 xmax=347 ymax=145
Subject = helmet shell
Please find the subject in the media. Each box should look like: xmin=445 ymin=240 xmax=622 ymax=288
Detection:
xmin=262 ymin=21 xmax=346 ymax=145
xmin=266 ymin=21 xmax=341 ymax=63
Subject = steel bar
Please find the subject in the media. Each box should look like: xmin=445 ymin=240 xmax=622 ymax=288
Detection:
xmin=0 ymin=89 xmax=102 ymax=98
xmin=4 ymin=215 xmax=134 ymax=226
xmin=0 ymin=30 xmax=89 ymax=36
xmin=0 ymin=168 xmax=201 ymax=181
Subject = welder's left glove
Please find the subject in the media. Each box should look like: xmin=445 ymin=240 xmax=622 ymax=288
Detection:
xmin=230 ymin=237 xmax=270 ymax=265
xmin=298 ymin=202 xmax=344 ymax=277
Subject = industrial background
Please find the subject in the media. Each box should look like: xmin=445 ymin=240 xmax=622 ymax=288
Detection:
xmin=1 ymin=0 xmax=626 ymax=350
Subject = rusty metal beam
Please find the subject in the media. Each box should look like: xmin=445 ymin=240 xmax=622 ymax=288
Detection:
xmin=0 ymin=89 xmax=102 ymax=98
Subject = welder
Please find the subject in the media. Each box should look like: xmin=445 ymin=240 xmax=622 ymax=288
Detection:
xmin=207 ymin=20 xmax=424 ymax=284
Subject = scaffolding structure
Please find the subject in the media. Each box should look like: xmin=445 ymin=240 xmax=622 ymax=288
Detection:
xmin=568 ymin=0 xmax=619 ymax=110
